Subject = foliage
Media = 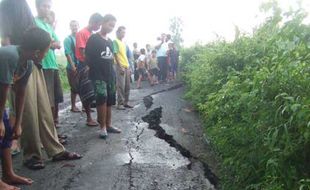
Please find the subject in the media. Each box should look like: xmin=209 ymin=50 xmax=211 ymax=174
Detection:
xmin=181 ymin=4 xmax=310 ymax=190
xmin=169 ymin=17 xmax=184 ymax=49
xmin=57 ymin=54 xmax=70 ymax=93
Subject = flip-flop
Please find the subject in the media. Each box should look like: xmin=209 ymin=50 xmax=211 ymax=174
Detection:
xmin=107 ymin=127 xmax=122 ymax=133
xmin=52 ymin=151 xmax=82 ymax=162
xmin=24 ymin=158 xmax=45 ymax=170
xmin=58 ymin=134 xmax=68 ymax=139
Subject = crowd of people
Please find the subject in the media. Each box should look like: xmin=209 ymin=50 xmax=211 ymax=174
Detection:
xmin=0 ymin=0 xmax=179 ymax=189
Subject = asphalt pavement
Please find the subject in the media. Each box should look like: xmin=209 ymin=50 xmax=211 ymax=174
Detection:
xmin=12 ymin=81 xmax=218 ymax=190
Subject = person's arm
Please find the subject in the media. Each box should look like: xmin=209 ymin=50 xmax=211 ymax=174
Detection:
xmin=50 ymin=28 xmax=61 ymax=50
xmin=112 ymin=41 xmax=125 ymax=74
xmin=11 ymin=79 xmax=27 ymax=139
xmin=64 ymin=38 xmax=77 ymax=72
xmin=155 ymin=40 xmax=164 ymax=50
xmin=0 ymin=84 xmax=9 ymax=138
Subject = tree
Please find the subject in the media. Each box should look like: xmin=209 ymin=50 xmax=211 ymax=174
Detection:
xmin=169 ymin=17 xmax=184 ymax=49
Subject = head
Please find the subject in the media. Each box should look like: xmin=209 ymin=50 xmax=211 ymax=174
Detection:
xmin=20 ymin=27 xmax=51 ymax=64
xmin=101 ymin=14 xmax=117 ymax=34
xmin=69 ymin=20 xmax=79 ymax=34
xmin=133 ymin=42 xmax=138 ymax=49
xmin=88 ymin=13 xmax=104 ymax=32
xmin=46 ymin=11 xmax=55 ymax=29
xmin=36 ymin=0 xmax=52 ymax=19
xmin=0 ymin=0 xmax=35 ymax=45
xmin=116 ymin=26 xmax=126 ymax=40
xmin=146 ymin=44 xmax=151 ymax=51
xmin=151 ymin=50 xmax=156 ymax=57
xmin=166 ymin=34 xmax=171 ymax=42
xmin=160 ymin=33 xmax=166 ymax=41
xmin=168 ymin=42 xmax=174 ymax=49
xmin=140 ymin=48 xmax=146 ymax=55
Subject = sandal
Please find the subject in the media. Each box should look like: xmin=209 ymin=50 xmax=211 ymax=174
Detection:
xmin=58 ymin=134 xmax=68 ymax=139
xmin=107 ymin=127 xmax=122 ymax=133
xmin=52 ymin=151 xmax=82 ymax=162
xmin=24 ymin=158 xmax=45 ymax=170
xmin=59 ymin=139 xmax=68 ymax=145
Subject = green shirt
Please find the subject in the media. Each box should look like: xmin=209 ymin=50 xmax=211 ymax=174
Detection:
xmin=64 ymin=34 xmax=77 ymax=70
xmin=35 ymin=17 xmax=59 ymax=70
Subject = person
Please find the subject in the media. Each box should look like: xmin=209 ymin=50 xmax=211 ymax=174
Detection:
xmin=148 ymin=50 xmax=159 ymax=85
xmin=75 ymin=13 xmax=104 ymax=127
xmin=0 ymin=0 xmax=36 ymax=158
xmin=155 ymin=33 xmax=169 ymax=82
xmin=113 ymin=26 xmax=133 ymax=110
xmin=126 ymin=45 xmax=134 ymax=83
xmin=64 ymin=20 xmax=80 ymax=112
xmin=145 ymin=43 xmax=152 ymax=66
xmin=20 ymin=0 xmax=82 ymax=170
xmin=34 ymin=0 xmax=63 ymax=127
xmin=168 ymin=42 xmax=179 ymax=80
xmin=85 ymin=14 xmax=121 ymax=139
xmin=136 ymin=48 xmax=152 ymax=89
xmin=0 ymin=27 xmax=51 ymax=190
xmin=132 ymin=42 xmax=140 ymax=81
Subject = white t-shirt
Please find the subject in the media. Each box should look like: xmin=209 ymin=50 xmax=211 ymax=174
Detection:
xmin=138 ymin=54 xmax=146 ymax=62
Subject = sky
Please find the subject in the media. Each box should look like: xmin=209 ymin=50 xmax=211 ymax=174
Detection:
xmin=25 ymin=0 xmax=310 ymax=51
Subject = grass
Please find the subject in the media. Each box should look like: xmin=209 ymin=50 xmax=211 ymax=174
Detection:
xmin=56 ymin=54 xmax=70 ymax=93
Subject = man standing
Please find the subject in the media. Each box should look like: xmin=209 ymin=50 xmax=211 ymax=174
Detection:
xmin=113 ymin=26 xmax=133 ymax=110
xmin=20 ymin=0 xmax=82 ymax=170
xmin=85 ymin=14 xmax=121 ymax=139
xmin=64 ymin=20 xmax=80 ymax=112
xmin=156 ymin=33 xmax=169 ymax=82
xmin=75 ymin=13 xmax=103 ymax=126
xmin=34 ymin=0 xmax=63 ymax=126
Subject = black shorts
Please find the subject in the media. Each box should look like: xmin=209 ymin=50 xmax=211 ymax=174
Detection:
xmin=138 ymin=68 xmax=147 ymax=76
xmin=92 ymin=80 xmax=116 ymax=106
xmin=149 ymin=68 xmax=159 ymax=76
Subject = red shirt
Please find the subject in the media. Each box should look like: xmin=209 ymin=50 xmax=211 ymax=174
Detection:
xmin=75 ymin=27 xmax=92 ymax=62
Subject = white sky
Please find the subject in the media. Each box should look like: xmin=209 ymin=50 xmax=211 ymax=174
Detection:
xmin=25 ymin=0 xmax=310 ymax=51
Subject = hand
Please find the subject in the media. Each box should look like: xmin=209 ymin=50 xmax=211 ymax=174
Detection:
xmin=12 ymin=125 xmax=22 ymax=140
xmin=51 ymin=41 xmax=61 ymax=50
xmin=0 ymin=121 xmax=5 ymax=138
xmin=72 ymin=66 xmax=78 ymax=75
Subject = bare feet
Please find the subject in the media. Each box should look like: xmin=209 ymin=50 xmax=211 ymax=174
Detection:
xmin=0 ymin=179 xmax=20 ymax=190
xmin=2 ymin=174 xmax=33 ymax=186
xmin=70 ymin=107 xmax=81 ymax=112
xmin=86 ymin=119 xmax=98 ymax=127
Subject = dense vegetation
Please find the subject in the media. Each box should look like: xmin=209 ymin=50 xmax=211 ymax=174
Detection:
xmin=181 ymin=4 xmax=310 ymax=190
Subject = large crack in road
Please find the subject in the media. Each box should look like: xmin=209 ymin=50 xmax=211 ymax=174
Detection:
xmin=141 ymin=101 xmax=219 ymax=188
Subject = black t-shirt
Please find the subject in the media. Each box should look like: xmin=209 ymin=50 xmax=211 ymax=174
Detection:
xmin=85 ymin=33 xmax=115 ymax=82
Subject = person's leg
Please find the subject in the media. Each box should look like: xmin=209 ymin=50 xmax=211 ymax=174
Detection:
xmin=54 ymin=70 xmax=64 ymax=124
xmin=106 ymin=106 xmax=111 ymax=128
xmin=35 ymin=67 xmax=65 ymax=158
xmin=2 ymin=148 xmax=33 ymax=185
xmin=137 ymin=73 xmax=142 ymax=88
xmin=43 ymin=70 xmax=56 ymax=122
xmin=78 ymin=65 xmax=97 ymax=126
xmin=124 ymin=68 xmax=132 ymax=107
xmin=116 ymin=65 xmax=126 ymax=106
xmin=0 ymin=179 xmax=20 ymax=190
xmin=83 ymin=100 xmax=97 ymax=126
xmin=67 ymin=69 xmax=80 ymax=112
xmin=21 ymin=67 xmax=44 ymax=163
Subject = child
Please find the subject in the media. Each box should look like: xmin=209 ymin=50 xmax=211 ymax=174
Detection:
xmin=148 ymin=50 xmax=159 ymax=85
xmin=85 ymin=14 xmax=121 ymax=139
xmin=137 ymin=48 xmax=153 ymax=88
xmin=0 ymin=27 xmax=51 ymax=189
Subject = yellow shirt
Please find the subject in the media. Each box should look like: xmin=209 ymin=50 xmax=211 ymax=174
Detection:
xmin=113 ymin=39 xmax=129 ymax=68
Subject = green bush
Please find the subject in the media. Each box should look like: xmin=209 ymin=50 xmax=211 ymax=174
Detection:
xmin=182 ymin=6 xmax=310 ymax=190
xmin=57 ymin=54 xmax=70 ymax=93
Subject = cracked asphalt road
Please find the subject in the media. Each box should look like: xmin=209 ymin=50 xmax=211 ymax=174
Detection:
xmin=11 ymin=81 xmax=218 ymax=190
